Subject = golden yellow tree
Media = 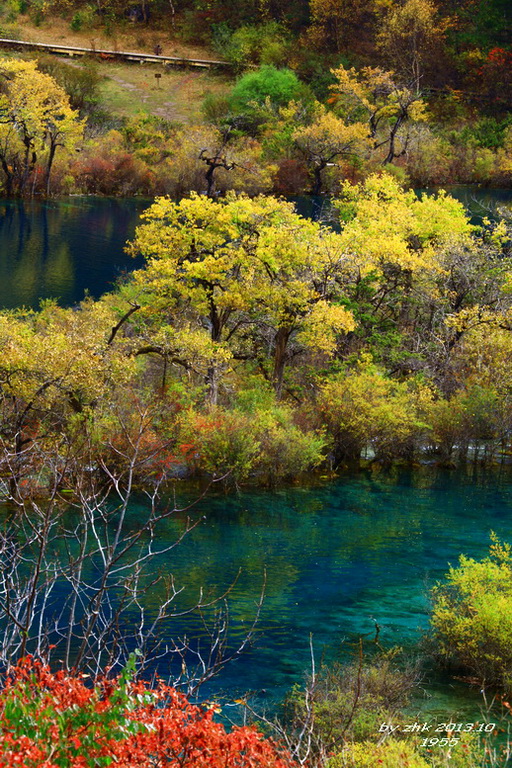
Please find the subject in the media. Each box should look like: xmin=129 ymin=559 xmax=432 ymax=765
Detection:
xmin=330 ymin=65 xmax=427 ymax=164
xmin=0 ymin=60 xmax=83 ymax=196
xmin=376 ymin=0 xmax=450 ymax=91
xmin=0 ymin=298 xmax=134 ymax=488
xmin=293 ymin=108 xmax=370 ymax=194
xmin=335 ymin=172 xmax=473 ymax=275
xmin=127 ymin=194 xmax=355 ymax=402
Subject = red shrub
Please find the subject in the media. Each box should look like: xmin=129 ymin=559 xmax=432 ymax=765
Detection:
xmin=71 ymin=149 xmax=156 ymax=195
xmin=272 ymin=159 xmax=309 ymax=195
xmin=0 ymin=657 xmax=295 ymax=768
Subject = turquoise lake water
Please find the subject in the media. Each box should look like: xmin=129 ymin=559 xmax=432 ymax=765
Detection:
xmin=139 ymin=465 xmax=512 ymax=721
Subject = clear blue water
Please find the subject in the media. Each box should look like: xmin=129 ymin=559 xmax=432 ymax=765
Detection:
xmin=0 ymin=197 xmax=148 ymax=309
xmin=137 ymin=465 xmax=512 ymax=720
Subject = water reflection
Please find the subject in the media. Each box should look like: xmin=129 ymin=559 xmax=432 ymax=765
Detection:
xmin=0 ymin=198 xmax=148 ymax=309
xmin=126 ymin=466 xmax=512 ymax=713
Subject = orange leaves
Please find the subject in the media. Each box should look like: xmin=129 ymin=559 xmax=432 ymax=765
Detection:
xmin=0 ymin=658 xmax=295 ymax=768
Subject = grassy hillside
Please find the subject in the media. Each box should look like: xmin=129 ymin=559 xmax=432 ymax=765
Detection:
xmin=0 ymin=13 xmax=234 ymax=123
xmin=97 ymin=62 xmax=230 ymax=122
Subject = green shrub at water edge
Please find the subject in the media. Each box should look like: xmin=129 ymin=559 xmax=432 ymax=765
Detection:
xmin=328 ymin=732 xmax=488 ymax=768
xmin=177 ymin=399 xmax=325 ymax=485
xmin=329 ymin=740 xmax=430 ymax=768
xmin=284 ymin=647 xmax=496 ymax=767
xmin=430 ymin=535 xmax=512 ymax=691
xmin=283 ymin=649 xmax=420 ymax=761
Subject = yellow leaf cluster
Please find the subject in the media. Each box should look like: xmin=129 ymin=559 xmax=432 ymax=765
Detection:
xmin=129 ymin=193 xmax=355 ymax=350
xmin=296 ymin=300 xmax=355 ymax=353
xmin=336 ymin=173 xmax=473 ymax=274
xmin=293 ymin=110 xmax=370 ymax=162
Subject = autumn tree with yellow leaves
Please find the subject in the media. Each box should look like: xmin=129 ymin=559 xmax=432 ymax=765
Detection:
xmin=0 ymin=60 xmax=83 ymax=197
xmin=317 ymin=356 xmax=432 ymax=462
xmin=127 ymin=193 xmax=355 ymax=402
xmin=335 ymin=173 xmax=473 ymax=275
xmin=376 ymin=0 xmax=450 ymax=92
xmin=330 ymin=65 xmax=427 ymax=165
xmin=293 ymin=107 xmax=370 ymax=194
xmin=0 ymin=178 xmax=510 ymax=475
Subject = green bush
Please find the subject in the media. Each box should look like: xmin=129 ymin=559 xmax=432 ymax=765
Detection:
xmin=214 ymin=22 xmax=290 ymax=70
xmin=29 ymin=0 xmax=46 ymax=25
xmin=178 ymin=394 xmax=325 ymax=485
xmin=253 ymin=410 xmax=325 ymax=483
xmin=69 ymin=4 xmax=96 ymax=32
xmin=36 ymin=55 xmax=102 ymax=114
xmin=293 ymin=50 xmax=345 ymax=100
xmin=201 ymin=91 xmax=233 ymax=126
xmin=229 ymin=65 xmax=308 ymax=115
xmin=329 ymin=731 xmax=493 ymax=767
xmin=427 ymin=384 xmax=501 ymax=462
xmin=70 ymin=11 xmax=83 ymax=31
xmin=430 ymin=535 xmax=512 ymax=690
xmin=459 ymin=116 xmax=512 ymax=150
xmin=284 ymin=649 xmax=420 ymax=762
xmin=179 ymin=408 xmax=261 ymax=483
xmin=234 ymin=385 xmax=325 ymax=481
xmin=3 ymin=0 xmax=25 ymax=22
xmin=317 ymin=362 xmax=429 ymax=463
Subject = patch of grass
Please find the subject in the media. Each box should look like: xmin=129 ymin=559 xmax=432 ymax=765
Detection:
xmin=1 ymin=16 xmax=234 ymax=124
xmin=97 ymin=60 xmax=231 ymax=122
xmin=0 ymin=50 xmax=232 ymax=124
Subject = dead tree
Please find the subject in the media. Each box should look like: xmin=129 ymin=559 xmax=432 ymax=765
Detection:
xmin=0 ymin=408 xmax=262 ymax=691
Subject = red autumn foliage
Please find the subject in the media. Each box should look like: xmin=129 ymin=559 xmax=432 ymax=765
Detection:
xmin=475 ymin=47 xmax=512 ymax=104
xmin=0 ymin=657 xmax=295 ymax=768
xmin=272 ymin=159 xmax=310 ymax=195
xmin=486 ymin=47 xmax=511 ymax=65
xmin=71 ymin=150 xmax=155 ymax=195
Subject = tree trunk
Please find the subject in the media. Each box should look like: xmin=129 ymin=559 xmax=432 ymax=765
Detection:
xmin=45 ymin=139 xmax=58 ymax=197
xmin=311 ymin=163 xmax=325 ymax=196
xmin=168 ymin=0 xmax=176 ymax=28
xmin=383 ymin=114 xmax=405 ymax=165
xmin=0 ymin=156 xmax=13 ymax=197
xmin=205 ymin=163 xmax=216 ymax=198
xmin=19 ymin=138 xmax=34 ymax=196
xmin=206 ymin=364 xmax=219 ymax=408
xmin=272 ymin=327 xmax=291 ymax=399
